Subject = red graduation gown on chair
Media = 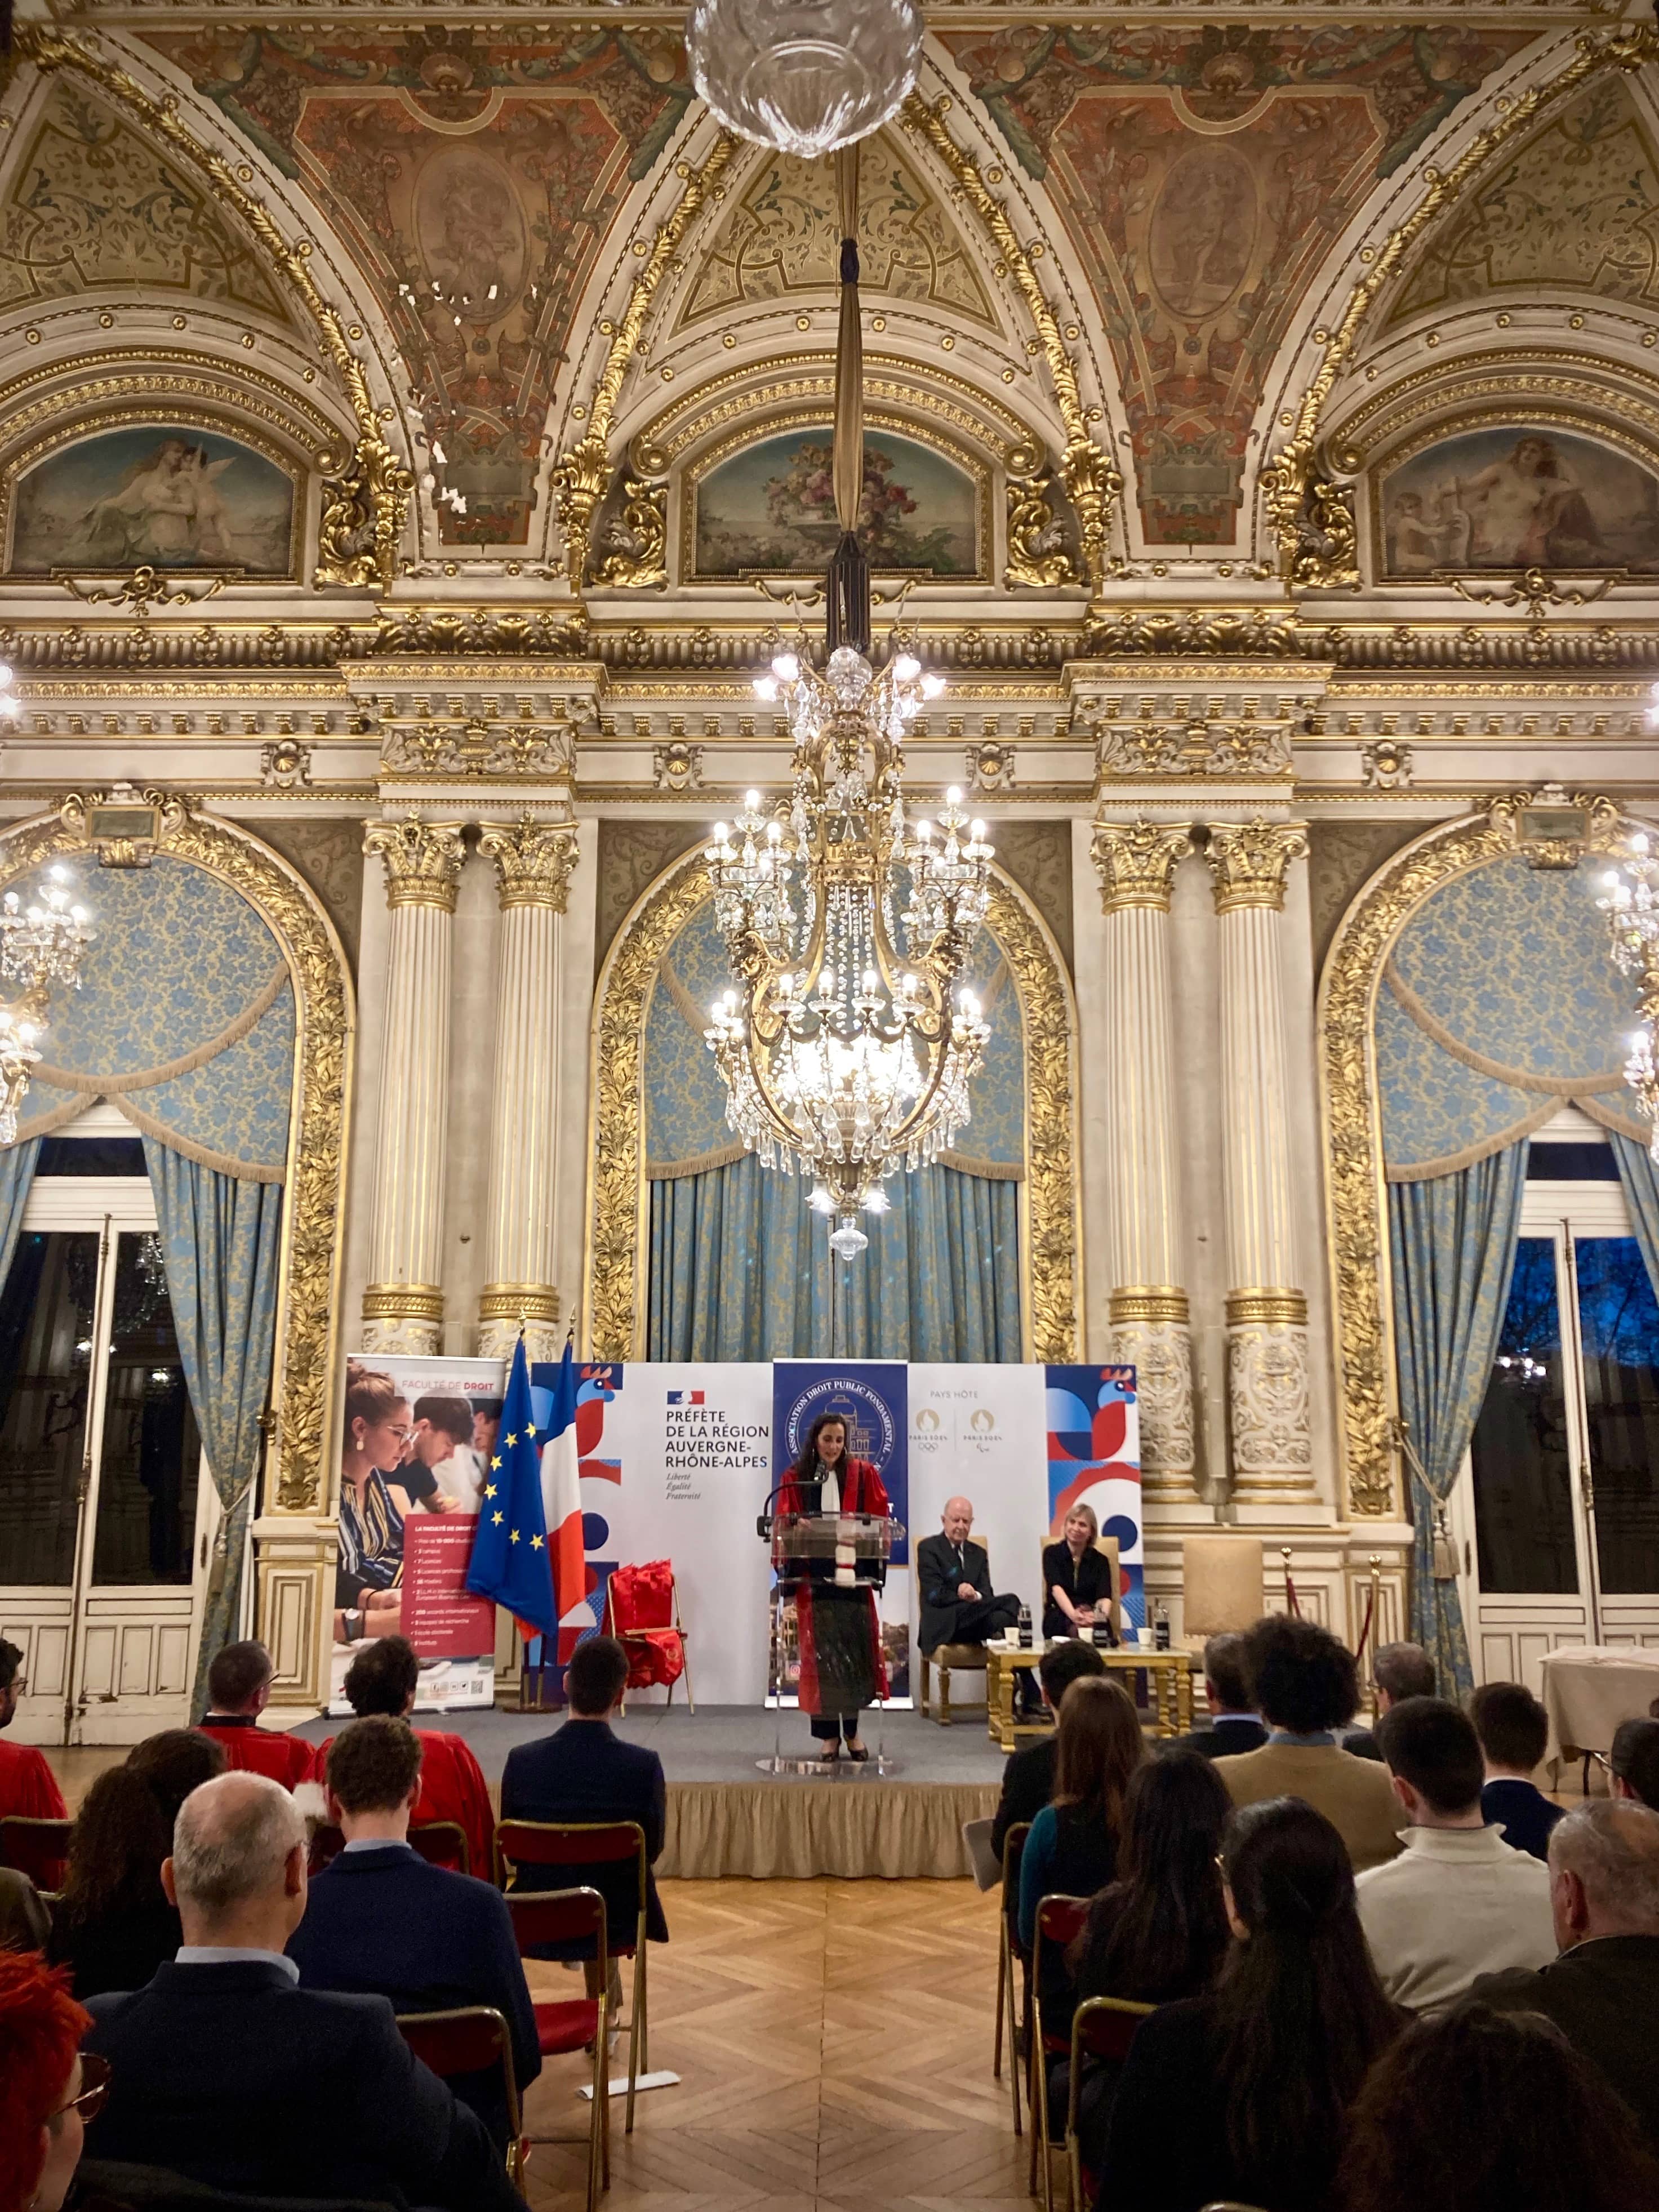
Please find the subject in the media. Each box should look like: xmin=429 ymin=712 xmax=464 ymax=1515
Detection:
xmin=776 ymin=1456 xmax=891 ymax=1715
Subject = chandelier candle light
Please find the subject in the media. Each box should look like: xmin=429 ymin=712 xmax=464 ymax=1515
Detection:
xmin=687 ymin=0 xmax=922 ymax=159
xmin=1600 ymin=827 xmax=1659 ymax=1164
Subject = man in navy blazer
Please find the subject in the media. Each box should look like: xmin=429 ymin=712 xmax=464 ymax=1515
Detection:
xmin=83 ymin=1768 xmax=524 ymax=2212
xmin=287 ymin=1716 xmax=540 ymax=2147
xmin=501 ymin=1634 xmax=669 ymax=1958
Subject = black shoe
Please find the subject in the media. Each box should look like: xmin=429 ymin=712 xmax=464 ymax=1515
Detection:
xmin=845 ymin=1739 xmax=870 ymax=1762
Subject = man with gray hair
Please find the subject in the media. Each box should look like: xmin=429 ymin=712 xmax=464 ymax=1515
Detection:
xmin=1473 ymin=1797 xmax=1659 ymax=2149
xmin=82 ymin=1771 xmax=526 ymax=2210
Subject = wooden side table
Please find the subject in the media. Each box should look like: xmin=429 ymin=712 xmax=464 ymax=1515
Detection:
xmin=984 ymin=1642 xmax=1194 ymax=1751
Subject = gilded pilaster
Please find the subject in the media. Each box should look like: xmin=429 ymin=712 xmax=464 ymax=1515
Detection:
xmin=1091 ymin=819 xmax=1198 ymax=1501
xmin=475 ymin=817 xmax=581 ymax=1360
xmin=1204 ymin=820 xmax=1314 ymax=1501
xmin=361 ymin=818 xmax=465 ymax=1354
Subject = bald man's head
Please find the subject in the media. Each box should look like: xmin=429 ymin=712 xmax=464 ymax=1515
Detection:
xmin=1549 ymin=1798 xmax=1659 ymax=1946
xmin=166 ymin=1770 xmax=306 ymax=1940
xmin=941 ymin=1498 xmax=973 ymax=1545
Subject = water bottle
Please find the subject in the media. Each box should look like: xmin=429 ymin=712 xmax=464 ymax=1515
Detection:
xmin=1154 ymin=1599 xmax=1171 ymax=1651
xmin=1017 ymin=1601 xmax=1033 ymax=1649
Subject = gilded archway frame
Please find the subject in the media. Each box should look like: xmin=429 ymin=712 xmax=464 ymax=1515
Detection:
xmin=1318 ymin=789 xmax=1630 ymax=1520
xmin=0 ymin=790 xmax=355 ymax=1523
xmin=584 ymin=848 xmax=1081 ymax=1361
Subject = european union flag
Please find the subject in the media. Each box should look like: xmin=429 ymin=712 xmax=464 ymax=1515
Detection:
xmin=465 ymin=1336 xmax=557 ymax=1639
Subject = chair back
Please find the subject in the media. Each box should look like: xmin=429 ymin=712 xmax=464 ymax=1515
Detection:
xmin=505 ymin=1882 xmax=607 ymax=1970
xmin=1001 ymin=1819 xmax=1030 ymax=1940
xmin=1071 ymin=1993 xmax=1155 ymax=2068
xmin=1031 ymin=1892 xmax=1091 ymax=2052
xmin=0 ymin=1815 xmax=72 ymax=1891
xmin=395 ymin=2004 xmax=521 ymax=2142
xmin=409 ymin=1820 xmax=470 ymax=1876
xmin=495 ymin=1816 xmax=647 ymax=1897
xmin=607 ymin=1559 xmax=675 ymax=1633
xmin=307 ymin=1822 xmax=344 ymax=1875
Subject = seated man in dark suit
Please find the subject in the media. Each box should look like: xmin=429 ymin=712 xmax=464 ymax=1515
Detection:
xmin=988 ymin=1637 xmax=1106 ymax=1863
xmin=500 ymin=1634 xmax=668 ymax=1991
xmin=1474 ymin=1799 xmax=1659 ymax=2151
xmin=287 ymin=1715 xmax=539 ymax=2148
xmin=1471 ymin=1679 xmax=1564 ymax=1861
xmin=1169 ymin=1631 xmax=1267 ymax=1761
xmin=917 ymin=1497 xmax=1022 ymax=1656
xmin=83 ymin=1768 xmax=525 ymax=2212
xmin=1344 ymin=1640 xmax=1437 ymax=1761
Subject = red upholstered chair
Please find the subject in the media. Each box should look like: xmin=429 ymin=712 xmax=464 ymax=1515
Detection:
xmin=1065 ymin=1996 xmax=1155 ymax=2212
xmin=603 ymin=1561 xmax=693 ymax=1713
xmin=394 ymin=2008 xmax=526 ymax=2190
xmin=0 ymin=1814 xmax=72 ymax=1895
xmin=410 ymin=1819 xmax=470 ymax=1875
xmin=495 ymin=1818 xmax=651 ymax=2135
xmin=504 ymin=1886 xmax=611 ymax=2212
xmin=1029 ymin=1893 xmax=1091 ymax=2212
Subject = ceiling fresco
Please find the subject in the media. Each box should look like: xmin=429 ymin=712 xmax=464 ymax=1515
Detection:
xmin=939 ymin=24 xmax=1537 ymax=543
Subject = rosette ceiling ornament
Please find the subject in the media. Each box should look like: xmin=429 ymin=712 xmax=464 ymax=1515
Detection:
xmin=1599 ymin=803 xmax=1659 ymax=1163
xmin=687 ymin=0 xmax=922 ymax=160
xmin=704 ymin=140 xmax=993 ymax=1261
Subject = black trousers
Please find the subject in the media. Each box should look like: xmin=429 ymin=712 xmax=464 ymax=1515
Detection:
xmin=811 ymin=1709 xmax=862 ymax=1740
xmin=940 ymin=1593 xmax=1022 ymax=1645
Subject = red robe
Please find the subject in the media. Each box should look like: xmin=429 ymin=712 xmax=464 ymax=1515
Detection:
xmin=316 ymin=1726 xmax=494 ymax=1880
xmin=0 ymin=1739 xmax=69 ymax=1888
xmin=196 ymin=1717 xmax=316 ymax=1788
xmin=775 ymin=1457 xmax=891 ymax=1713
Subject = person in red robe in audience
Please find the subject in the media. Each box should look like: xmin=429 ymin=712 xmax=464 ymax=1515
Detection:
xmin=0 ymin=1640 xmax=67 ymax=1886
xmin=775 ymin=1414 xmax=891 ymax=1762
xmin=317 ymin=1636 xmax=493 ymax=1879
xmin=196 ymin=1641 xmax=315 ymax=1788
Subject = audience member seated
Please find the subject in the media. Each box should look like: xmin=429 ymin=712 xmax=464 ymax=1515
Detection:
xmin=1171 ymin=1632 xmax=1266 ymax=1760
xmin=82 ymin=1769 xmax=526 ymax=2211
xmin=1061 ymin=1751 xmax=1231 ymax=2164
xmin=1473 ymin=1799 xmax=1659 ymax=2149
xmin=0 ymin=1950 xmax=95 ymax=2212
xmin=0 ymin=1867 xmax=48 ymax=1952
xmin=1356 ymin=1697 xmax=1553 ymax=2011
xmin=500 ymin=1633 xmax=669 ymax=1980
xmin=1041 ymin=1505 xmax=1115 ymax=1641
xmin=989 ymin=1640 xmax=1106 ymax=1863
xmin=1611 ymin=1716 xmax=1659 ymax=1811
xmin=319 ymin=1635 xmax=495 ymax=1877
xmin=1102 ymin=1797 xmax=1400 ymax=2212
xmin=1470 ymin=1680 xmax=1564 ymax=1862
xmin=196 ymin=1640 xmax=315 ymax=1788
xmin=49 ymin=1730 xmax=225 ymax=1999
xmin=917 ymin=1497 xmax=1022 ymax=1654
xmin=1215 ymin=1617 xmax=1404 ymax=1871
xmin=1017 ymin=1677 xmax=1144 ymax=1987
xmin=1344 ymin=1641 xmax=1438 ymax=1760
xmin=1338 ymin=2001 xmax=1659 ymax=2212
xmin=287 ymin=1715 xmax=538 ymax=2149
xmin=0 ymin=1636 xmax=68 ymax=1824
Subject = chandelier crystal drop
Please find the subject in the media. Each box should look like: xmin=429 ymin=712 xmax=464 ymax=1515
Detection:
xmin=0 ymin=862 xmax=94 ymax=1147
xmin=686 ymin=0 xmax=923 ymax=159
xmin=1598 ymin=828 xmax=1659 ymax=1164
xmin=705 ymin=644 xmax=992 ymax=1259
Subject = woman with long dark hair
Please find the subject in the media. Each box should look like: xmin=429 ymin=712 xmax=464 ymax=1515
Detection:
xmin=775 ymin=1410 xmax=891 ymax=1760
xmin=1101 ymin=1796 xmax=1400 ymax=2212
xmin=1018 ymin=1677 xmax=1144 ymax=1970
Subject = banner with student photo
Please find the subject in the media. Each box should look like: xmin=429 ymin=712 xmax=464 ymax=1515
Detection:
xmin=332 ymin=1352 xmax=504 ymax=1714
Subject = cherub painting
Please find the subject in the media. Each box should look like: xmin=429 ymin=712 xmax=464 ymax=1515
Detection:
xmin=10 ymin=426 xmax=296 ymax=575
xmin=1378 ymin=427 xmax=1659 ymax=578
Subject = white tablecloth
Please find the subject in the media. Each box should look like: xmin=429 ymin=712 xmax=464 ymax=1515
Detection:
xmin=1539 ymin=1645 xmax=1659 ymax=1760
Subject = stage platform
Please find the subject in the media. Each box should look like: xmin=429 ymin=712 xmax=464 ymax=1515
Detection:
xmin=292 ymin=1704 xmax=1010 ymax=1881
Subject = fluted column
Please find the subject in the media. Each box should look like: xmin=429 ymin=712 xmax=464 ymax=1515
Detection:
xmin=475 ymin=815 xmax=581 ymax=1360
xmin=1091 ymin=819 xmax=1198 ymax=1502
xmin=360 ymin=818 xmax=466 ymax=1354
xmin=1204 ymin=819 xmax=1314 ymax=1501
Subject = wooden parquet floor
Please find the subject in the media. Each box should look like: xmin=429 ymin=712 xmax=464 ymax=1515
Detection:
xmin=520 ymin=1879 xmax=1028 ymax=2212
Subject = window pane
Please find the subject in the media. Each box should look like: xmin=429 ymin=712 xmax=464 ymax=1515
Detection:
xmin=1469 ymin=1236 xmax=1580 ymax=1593
xmin=90 ymin=1232 xmax=201 ymax=1587
xmin=1575 ymin=1236 xmax=1659 ymax=1597
xmin=0 ymin=1232 xmax=97 ymax=1586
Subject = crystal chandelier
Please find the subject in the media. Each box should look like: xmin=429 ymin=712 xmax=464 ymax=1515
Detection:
xmin=705 ymin=646 xmax=993 ymax=1257
xmin=1598 ymin=829 xmax=1659 ymax=1164
xmin=687 ymin=0 xmax=922 ymax=159
xmin=0 ymin=864 xmax=94 ymax=1146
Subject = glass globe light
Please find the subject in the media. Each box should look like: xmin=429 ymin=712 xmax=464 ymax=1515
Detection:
xmin=687 ymin=0 xmax=923 ymax=159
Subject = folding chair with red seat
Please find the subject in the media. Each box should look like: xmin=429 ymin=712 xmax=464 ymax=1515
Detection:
xmin=393 ymin=2008 xmax=528 ymax=2193
xmin=409 ymin=1819 xmax=470 ymax=1875
xmin=1064 ymin=1995 xmax=1155 ymax=2212
xmin=504 ymin=1886 xmax=611 ymax=2212
xmin=495 ymin=1818 xmax=651 ymax=2135
xmin=307 ymin=1822 xmax=345 ymax=1877
xmin=1029 ymin=1893 xmax=1091 ymax=2212
xmin=0 ymin=1814 xmax=72 ymax=1895
xmin=603 ymin=1561 xmax=693 ymax=1714
xmin=993 ymin=1821 xmax=1031 ymax=2134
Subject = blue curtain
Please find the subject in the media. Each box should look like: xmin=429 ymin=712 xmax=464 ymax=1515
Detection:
xmin=1387 ymin=1141 xmax=1530 ymax=1697
xmin=648 ymin=1151 xmax=1023 ymax=1360
xmin=1610 ymin=1129 xmax=1659 ymax=1304
xmin=142 ymin=1138 xmax=283 ymax=1714
xmin=0 ymin=1138 xmax=41 ymax=1288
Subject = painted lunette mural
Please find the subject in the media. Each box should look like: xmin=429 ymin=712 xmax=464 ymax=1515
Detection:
xmin=940 ymin=25 xmax=1536 ymax=545
xmin=10 ymin=427 xmax=296 ymax=577
xmin=693 ymin=428 xmax=979 ymax=578
xmin=145 ymin=27 xmax=691 ymax=545
xmin=1377 ymin=428 xmax=1659 ymax=579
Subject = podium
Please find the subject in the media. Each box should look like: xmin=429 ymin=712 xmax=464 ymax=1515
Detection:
xmin=757 ymin=1508 xmax=906 ymax=1775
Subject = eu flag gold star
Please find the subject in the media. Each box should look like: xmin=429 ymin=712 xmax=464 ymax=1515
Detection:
xmin=526 ymin=1422 xmax=537 ymax=1437
xmin=492 ymin=1511 xmax=503 ymax=1526
xmin=530 ymin=1533 xmax=544 ymax=1549
xmin=484 ymin=1484 xmax=497 ymax=1500
xmin=509 ymin=1529 xmax=521 ymax=1545
xmin=505 ymin=1432 xmax=518 ymax=1448
xmin=490 ymin=1456 xmax=502 ymax=1471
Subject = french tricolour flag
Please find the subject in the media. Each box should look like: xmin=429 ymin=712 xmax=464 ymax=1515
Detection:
xmin=668 ymin=1390 xmax=705 ymax=1405
xmin=539 ymin=1340 xmax=585 ymax=1634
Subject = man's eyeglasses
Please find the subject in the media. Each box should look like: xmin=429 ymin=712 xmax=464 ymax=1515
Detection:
xmin=57 ymin=2052 xmax=110 ymax=2125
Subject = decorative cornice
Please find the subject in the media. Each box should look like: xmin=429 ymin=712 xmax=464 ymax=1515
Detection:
xmin=1226 ymin=1289 xmax=1309 ymax=1327
xmin=1204 ymin=820 xmax=1310 ymax=912
xmin=1110 ymin=1287 xmax=1190 ymax=1325
xmin=1097 ymin=718 xmax=1296 ymax=786
xmin=1091 ymin=820 xmax=1194 ymax=913
xmin=477 ymin=816 xmax=581 ymax=911
xmin=362 ymin=818 xmax=466 ymax=910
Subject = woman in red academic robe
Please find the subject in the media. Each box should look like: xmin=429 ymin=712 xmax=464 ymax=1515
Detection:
xmin=776 ymin=1412 xmax=889 ymax=1762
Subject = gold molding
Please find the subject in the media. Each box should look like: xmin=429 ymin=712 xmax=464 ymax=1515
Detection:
xmin=14 ymin=27 xmax=411 ymax=590
xmin=362 ymin=817 xmax=465 ymax=910
xmin=1205 ymin=820 xmax=1309 ymax=912
xmin=0 ymin=787 xmax=353 ymax=1517
xmin=1091 ymin=819 xmax=1193 ymax=913
xmin=362 ymin=1283 xmax=444 ymax=1323
xmin=1260 ymin=21 xmax=1659 ymax=587
xmin=1226 ymin=1289 xmax=1308 ymax=1327
xmin=478 ymin=1284 xmax=561 ymax=1325
xmin=477 ymin=816 xmax=581 ymax=911
xmin=0 ymin=355 xmax=343 ymax=462
xmin=582 ymin=853 xmax=1080 ymax=1362
xmin=1331 ymin=349 xmax=1659 ymax=470
xmin=1110 ymin=1287 xmax=1189 ymax=1325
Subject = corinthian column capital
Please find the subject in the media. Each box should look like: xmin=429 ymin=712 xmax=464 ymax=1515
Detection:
xmin=1203 ymin=819 xmax=1309 ymax=913
xmin=477 ymin=816 xmax=581 ymax=911
xmin=1091 ymin=817 xmax=1193 ymax=913
xmin=363 ymin=817 xmax=466 ymax=911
